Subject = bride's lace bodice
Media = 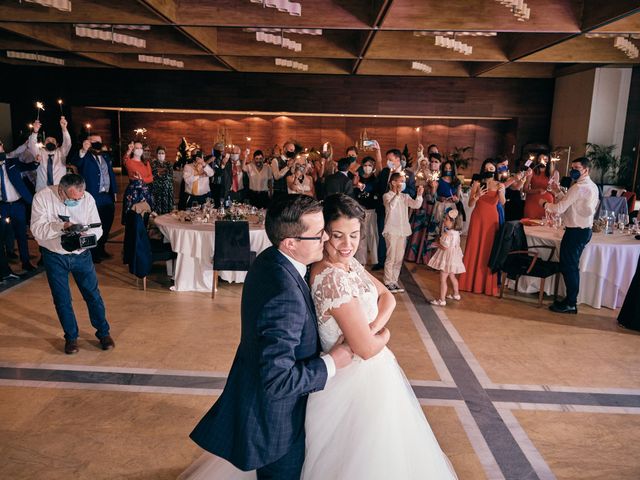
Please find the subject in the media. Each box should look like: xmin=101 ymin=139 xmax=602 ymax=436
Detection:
xmin=311 ymin=258 xmax=379 ymax=353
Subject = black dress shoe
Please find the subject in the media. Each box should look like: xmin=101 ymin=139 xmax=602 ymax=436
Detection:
xmin=551 ymin=298 xmax=567 ymax=308
xmin=64 ymin=339 xmax=79 ymax=355
xmin=99 ymin=335 xmax=115 ymax=350
xmin=549 ymin=303 xmax=578 ymax=314
xmin=1 ymin=270 xmax=20 ymax=281
xmin=22 ymin=263 xmax=37 ymax=272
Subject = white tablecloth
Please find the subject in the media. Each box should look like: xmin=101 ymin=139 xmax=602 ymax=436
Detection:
xmin=155 ymin=214 xmax=272 ymax=292
xmin=515 ymin=226 xmax=640 ymax=309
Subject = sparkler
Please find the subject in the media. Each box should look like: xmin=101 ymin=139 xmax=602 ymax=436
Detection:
xmin=35 ymin=101 xmax=45 ymax=120
xmin=57 ymin=99 xmax=64 ymax=115
xmin=85 ymin=123 xmax=92 ymax=135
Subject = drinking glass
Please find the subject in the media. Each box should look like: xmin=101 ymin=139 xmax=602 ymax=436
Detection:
xmin=618 ymin=213 xmax=629 ymax=232
xmin=191 ymin=201 xmax=200 ymax=213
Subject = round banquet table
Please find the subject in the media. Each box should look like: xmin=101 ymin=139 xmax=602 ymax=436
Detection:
xmin=154 ymin=214 xmax=272 ymax=292
xmin=514 ymin=225 xmax=640 ymax=309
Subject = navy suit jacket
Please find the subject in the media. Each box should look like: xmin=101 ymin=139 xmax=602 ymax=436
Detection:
xmin=0 ymin=153 xmax=36 ymax=204
xmin=323 ymin=171 xmax=355 ymax=199
xmin=190 ymin=246 xmax=328 ymax=470
xmin=69 ymin=151 xmax=118 ymax=202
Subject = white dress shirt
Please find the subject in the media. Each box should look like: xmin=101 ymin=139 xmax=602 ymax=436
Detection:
xmin=1 ymin=162 xmax=21 ymax=202
xmin=244 ymin=163 xmax=273 ymax=192
xmin=31 ymin=186 xmax=103 ymax=255
xmin=382 ymin=191 xmax=423 ymax=236
xmin=545 ymin=175 xmax=599 ymax=228
xmin=28 ymin=130 xmax=71 ymax=192
xmin=279 ymin=249 xmax=336 ymax=379
xmin=183 ymin=163 xmax=214 ymax=195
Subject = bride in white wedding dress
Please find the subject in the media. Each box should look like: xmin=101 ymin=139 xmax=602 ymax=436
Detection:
xmin=179 ymin=194 xmax=457 ymax=480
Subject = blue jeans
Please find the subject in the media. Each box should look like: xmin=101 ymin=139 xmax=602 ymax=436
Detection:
xmin=42 ymin=248 xmax=110 ymax=340
xmin=559 ymin=227 xmax=592 ymax=306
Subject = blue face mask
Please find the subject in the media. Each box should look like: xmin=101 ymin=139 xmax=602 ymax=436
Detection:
xmin=569 ymin=168 xmax=581 ymax=181
xmin=387 ymin=160 xmax=396 ymax=170
xmin=443 ymin=171 xmax=454 ymax=177
xmin=64 ymin=199 xmax=79 ymax=207
xmin=497 ymin=165 xmax=509 ymax=173
xmin=399 ymin=182 xmax=407 ymax=192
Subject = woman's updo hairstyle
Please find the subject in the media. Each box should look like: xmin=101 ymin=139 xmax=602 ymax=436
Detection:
xmin=322 ymin=194 xmax=365 ymax=228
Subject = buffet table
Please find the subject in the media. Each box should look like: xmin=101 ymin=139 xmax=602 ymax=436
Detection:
xmin=155 ymin=214 xmax=272 ymax=292
xmin=515 ymin=226 xmax=640 ymax=309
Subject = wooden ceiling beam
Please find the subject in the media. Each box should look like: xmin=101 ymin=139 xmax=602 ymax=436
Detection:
xmin=352 ymin=0 xmax=393 ymax=74
xmin=0 ymin=22 xmax=119 ymax=67
xmin=136 ymin=0 xmax=233 ymax=71
xmin=581 ymin=0 xmax=640 ymax=31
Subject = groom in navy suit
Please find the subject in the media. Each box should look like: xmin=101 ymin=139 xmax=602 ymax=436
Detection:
xmin=190 ymin=195 xmax=353 ymax=479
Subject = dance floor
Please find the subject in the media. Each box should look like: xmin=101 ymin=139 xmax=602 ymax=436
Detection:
xmin=1 ymin=192 xmax=639 ymax=480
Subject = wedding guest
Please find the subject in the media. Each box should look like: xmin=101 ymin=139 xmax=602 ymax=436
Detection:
xmin=524 ymin=153 xmax=553 ymax=219
xmin=0 ymin=143 xmax=38 ymax=271
xmin=28 ymin=118 xmax=71 ymax=192
xmin=459 ymin=159 xmax=505 ymax=297
xmin=542 ymin=157 xmax=599 ymax=314
xmin=30 ymin=173 xmax=114 ymax=355
xmin=308 ymin=149 xmax=326 ymax=198
xmin=496 ymin=156 xmax=527 ymax=221
xmin=372 ymin=148 xmax=416 ymax=271
xmin=244 ymin=149 xmax=272 ymax=209
xmin=428 ymin=208 xmax=465 ymax=306
xmin=182 ymin=151 xmax=213 ymax=208
xmin=151 ymin=146 xmax=174 ymax=214
xmin=223 ymin=145 xmax=248 ymax=203
xmin=405 ymin=153 xmax=440 ymax=264
xmin=354 ymin=156 xmax=380 ymax=265
xmin=122 ymin=141 xmax=154 ymax=224
xmin=208 ymin=142 xmax=226 ymax=208
xmin=323 ymin=158 xmax=354 ymax=198
xmin=287 ymin=156 xmax=315 ymax=198
xmin=382 ymin=172 xmax=424 ymax=293
xmin=432 ymin=159 xmax=463 ymax=235
xmin=271 ymin=141 xmax=295 ymax=201
xmin=70 ymin=135 xmax=117 ymax=262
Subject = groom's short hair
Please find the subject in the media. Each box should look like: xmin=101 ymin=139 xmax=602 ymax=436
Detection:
xmin=265 ymin=194 xmax=323 ymax=247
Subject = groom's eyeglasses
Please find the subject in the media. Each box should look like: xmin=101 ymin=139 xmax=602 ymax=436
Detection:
xmin=294 ymin=236 xmax=324 ymax=242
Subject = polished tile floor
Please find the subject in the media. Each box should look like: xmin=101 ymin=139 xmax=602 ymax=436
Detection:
xmin=1 ymin=208 xmax=639 ymax=479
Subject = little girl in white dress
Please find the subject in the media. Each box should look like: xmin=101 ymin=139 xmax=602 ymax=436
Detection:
xmin=428 ymin=208 xmax=465 ymax=306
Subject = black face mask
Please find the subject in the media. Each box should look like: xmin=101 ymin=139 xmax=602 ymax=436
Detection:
xmin=255 ymin=160 xmax=264 ymax=167
xmin=45 ymin=142 xmax=56 ymax=151
xmin=482 ymin=171 xmax=496 ymax=179
xmin=286 ymin=150 xmax=296 ymax=159
xmin=91 ymin=142 xmax=102 ymax=150
xmin=213 ymin=149 xmax=222 ymax=158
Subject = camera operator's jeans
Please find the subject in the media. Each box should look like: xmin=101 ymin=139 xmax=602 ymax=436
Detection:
xmin=42 ymin=248 xmax=110 ymax=341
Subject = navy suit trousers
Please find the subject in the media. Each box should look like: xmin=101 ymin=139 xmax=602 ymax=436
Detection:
xmin=559 ymin=227 xmax=592 ymax=306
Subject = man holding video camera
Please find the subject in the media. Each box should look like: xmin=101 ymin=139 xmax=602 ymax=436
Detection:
xmin=30 ymin=173 xmax=114 ymax=354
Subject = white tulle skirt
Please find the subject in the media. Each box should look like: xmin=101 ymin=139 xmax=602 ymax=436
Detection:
xmin=179 ymin=347 xmax=457 ymax=480
xmin=302 ymin=347 xmax=457 ymax=479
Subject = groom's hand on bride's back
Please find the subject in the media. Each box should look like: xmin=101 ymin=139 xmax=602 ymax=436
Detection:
xmin=328 ymin=336 xmax=354 ymax=369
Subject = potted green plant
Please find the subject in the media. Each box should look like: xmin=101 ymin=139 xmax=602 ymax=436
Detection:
xmin=448 ymin=146 xmax=473 ymax=171
xmin=585 ymin=143 xmax=632 ymax=188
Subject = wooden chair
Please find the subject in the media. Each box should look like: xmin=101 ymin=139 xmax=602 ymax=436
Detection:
xmin=212 ymin=221 xmax=256 ymax=299
xmin=500 ymin=244 xmax=560 ymax=307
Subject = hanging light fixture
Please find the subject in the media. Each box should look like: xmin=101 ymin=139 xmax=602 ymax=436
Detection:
xmin=23 ymin=0 xmax=71 ymax=12
xmin=138 ymin=55 xmax=184 ymax=68
xmin=74 ymin=25 xmax=147 ymax=48
xmin=494 ymin=0 xmax=530 ymax=21
xmin=249 ymin=0 xmax=301 ymax=17
xmin=7 ymin=50 xmax=65 ymax=65
xmin=434 ymin=35 xmax=473 ymax=55
xmin=255 ymin=31 xmax=302 ymax=51
xmin=244 ymin=28 xmax=321 ymax=35
xmin=614 ymin=36 xmax=639 ymax=59
xmin=411 ymin=61 xmax=432 ymax=73
xmin=275 ymin=57 xmax=308 ymax=71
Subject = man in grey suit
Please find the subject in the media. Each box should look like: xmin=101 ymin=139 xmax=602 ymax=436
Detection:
xmin=190 ymin=195 xmax=353 ymax=479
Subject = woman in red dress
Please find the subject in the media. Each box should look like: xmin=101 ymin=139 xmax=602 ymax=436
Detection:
xmin=122 ymin=141 xmax=154 ymax=223
xmin=459 ymin=160 xmax=505 ymax=297
xmin=523 ymin=154 xmax=553 ymax=220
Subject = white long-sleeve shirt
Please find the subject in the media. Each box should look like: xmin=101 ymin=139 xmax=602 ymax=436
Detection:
xmin=28 ymin=130 xmax=71 ymax=192
xmin=545 ymin=175 xmax=599 ymax=228
xmin=183 ymin=163 xmax=213 ymax=195
xmin=31 ymin=186 xmax=103 ymax=255
xmin=244 ymin=162 xmax=273 ymax=192
xmin=382 ymin=191 xmax=423 ymax=236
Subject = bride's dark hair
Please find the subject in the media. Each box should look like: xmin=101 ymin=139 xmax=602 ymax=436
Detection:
xmin=322 ymin=194 xmax=365 ymax=226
